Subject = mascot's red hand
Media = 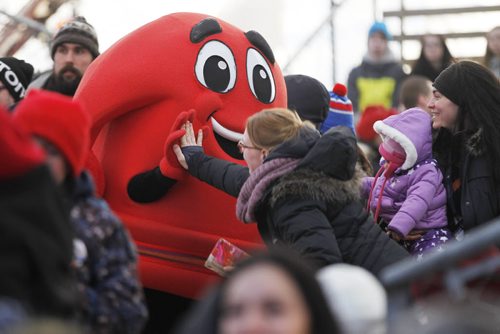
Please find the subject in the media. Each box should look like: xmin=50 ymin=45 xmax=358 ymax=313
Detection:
xmin=159 ymin=110 xmax=195 ymax=180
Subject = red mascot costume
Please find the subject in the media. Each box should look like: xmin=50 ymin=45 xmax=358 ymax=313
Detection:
xmin=74 ymin=12 xmax=287 ymax=299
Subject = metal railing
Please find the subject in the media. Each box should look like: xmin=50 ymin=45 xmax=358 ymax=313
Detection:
xmin=380 ymin=218 xmax=500 ymax=330
xmin=383 ymin=4 xmax=500 ymax=62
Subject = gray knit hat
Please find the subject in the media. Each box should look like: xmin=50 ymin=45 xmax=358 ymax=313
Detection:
xmin=50 ymin=16 xmax=99 ymax=59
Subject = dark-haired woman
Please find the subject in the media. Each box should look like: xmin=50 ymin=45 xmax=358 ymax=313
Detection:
xmin=411 ymin=34 xmax=454 ymax=82
xmin=429 ymin=60 xmax=500 ymax=234
xmin=175 ymin=249 xmax=340 ymax=334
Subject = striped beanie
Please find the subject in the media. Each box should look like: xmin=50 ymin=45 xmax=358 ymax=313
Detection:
xmin=320 ymin=83 xmax=354 ymax=134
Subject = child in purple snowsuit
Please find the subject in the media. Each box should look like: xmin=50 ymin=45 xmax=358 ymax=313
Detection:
xmin=362 ymin=108 xmax=451 ymax=258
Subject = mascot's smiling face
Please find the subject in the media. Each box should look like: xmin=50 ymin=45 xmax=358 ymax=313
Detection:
xmin=190 ymin=18 xmax=281 ymax=159
xmin=74 ymin=13 xmax=286 ymax=298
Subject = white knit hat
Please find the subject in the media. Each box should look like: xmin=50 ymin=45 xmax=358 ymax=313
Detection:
xmin=317 ymin=264 xmax=387 ymax=334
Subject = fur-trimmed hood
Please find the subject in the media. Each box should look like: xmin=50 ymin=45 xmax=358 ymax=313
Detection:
xmin=270 ymin=164 xmax=364 ymax=211
xmin=268 ymin=125 xmax=359 ymax=181
xmin=437 ymin=127 xmax=487 ymax=159
xmin=374 ymin=108 xmax=432 ymax=169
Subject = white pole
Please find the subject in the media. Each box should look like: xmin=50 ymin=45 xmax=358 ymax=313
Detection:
xmin=330 ymin=0 xmax=336 ymax=82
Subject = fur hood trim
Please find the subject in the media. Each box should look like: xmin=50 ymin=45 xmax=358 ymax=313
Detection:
xmin=270 ymin=164 xmax=364 ymax=209
xmin=466 ymin=128 xmax=486 ymax=157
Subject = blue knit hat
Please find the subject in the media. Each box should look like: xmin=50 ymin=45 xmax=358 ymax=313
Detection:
xmin=368 ymin=21 xmax=392 ymax=40
xmin=320 ymin=83 xmax=355 ymax=134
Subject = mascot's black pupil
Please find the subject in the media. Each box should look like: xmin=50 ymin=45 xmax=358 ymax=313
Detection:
xmin=204 ymin=56 xmax=230 ymax=92
xmin=252 ymin=65 xmax=272 ymax=103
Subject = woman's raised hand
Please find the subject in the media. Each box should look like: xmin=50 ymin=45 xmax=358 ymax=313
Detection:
xmin=180 ymin=121 xmax=203 ymax=147
xmin=173 ymin=121 xmax=203 ymax=170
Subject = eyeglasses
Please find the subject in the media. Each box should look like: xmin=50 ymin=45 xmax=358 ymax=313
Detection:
xmin=237 ymin=140 xmax=261 ymax=153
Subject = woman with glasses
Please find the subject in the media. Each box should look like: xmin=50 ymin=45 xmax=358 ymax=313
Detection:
xmin=173 ymin=108 xmax=407 ymax=273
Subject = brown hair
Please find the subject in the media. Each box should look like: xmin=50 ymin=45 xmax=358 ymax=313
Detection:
xmin=356 ymin=144 xmax=373 ymax=176
xmin=246 ymin=108 xmax=314 ymax=152
xmin=399 ymin=75 xmax=432 ymax=109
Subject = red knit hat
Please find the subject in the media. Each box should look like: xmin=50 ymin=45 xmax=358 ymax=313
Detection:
xmin=13 ymin=89 xmax=90 ymax=176
xmin=355 ymin=105 xmax=398 ymax=142
xmin=0 ymin=107 xmax=45 ymax=180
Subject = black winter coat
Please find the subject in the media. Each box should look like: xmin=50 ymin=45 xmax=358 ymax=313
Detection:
xmin=0 ymin=165 xmax=79 ymax=318
xmin=440 ymin=129 xmax=500 ymax=231
xmin=184 ymin=126 xmax=408 ymax=274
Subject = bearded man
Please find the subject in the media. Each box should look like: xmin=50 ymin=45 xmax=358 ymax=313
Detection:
xmin=29 ymin=16 xmax=99 ymax=96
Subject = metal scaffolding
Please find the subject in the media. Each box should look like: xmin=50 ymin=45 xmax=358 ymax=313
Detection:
xmin=0 ymin=0 xmax=70 ymax=57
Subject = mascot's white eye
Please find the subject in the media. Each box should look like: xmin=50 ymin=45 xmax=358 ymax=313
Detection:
xmin=195 ymin=40 xmax=236 ymax=93
xmin=246 ymin=48 xmax=275 ymax=104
